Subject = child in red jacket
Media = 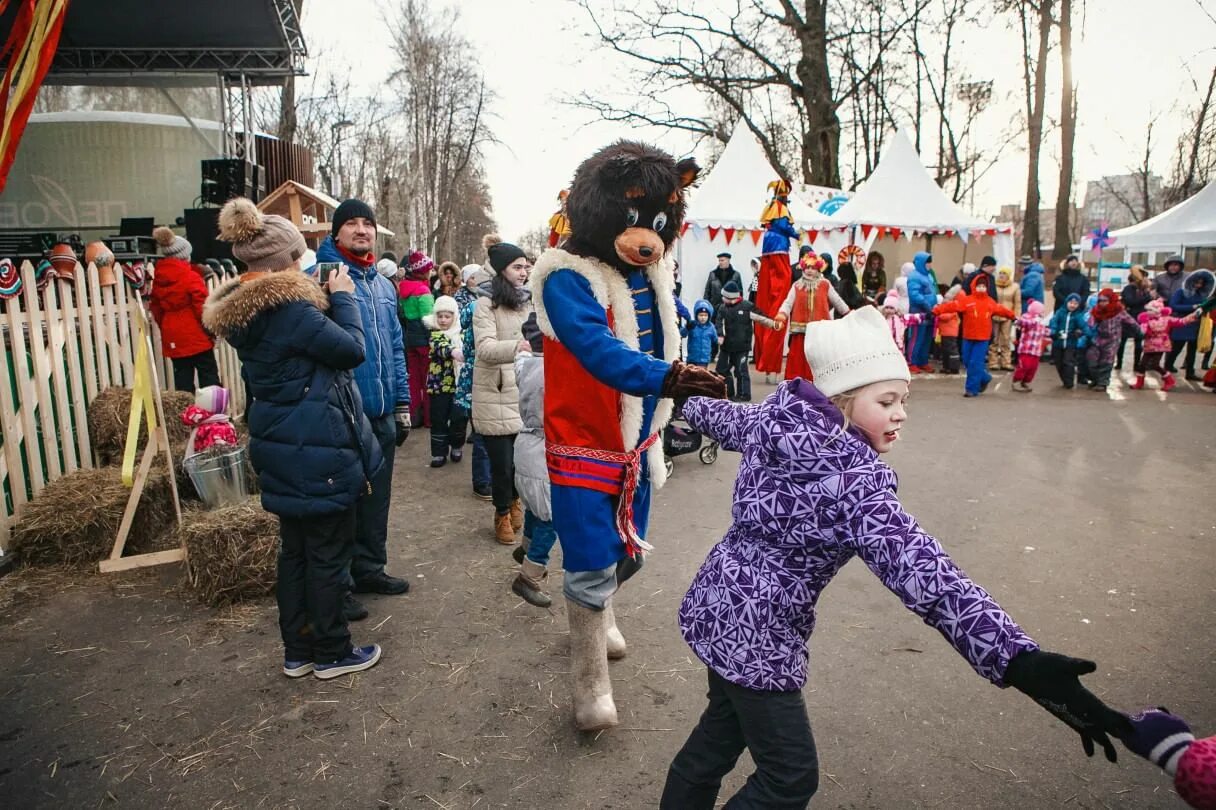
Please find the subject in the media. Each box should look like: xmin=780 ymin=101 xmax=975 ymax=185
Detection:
xmin=150 ymin=227 xmax=219 ymax=392
xmin=933 ymin=276 xmax=1016 ymax=397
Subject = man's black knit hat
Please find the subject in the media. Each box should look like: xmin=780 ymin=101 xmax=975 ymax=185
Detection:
xmin=332 ymin=198 xmax=377 ymax=237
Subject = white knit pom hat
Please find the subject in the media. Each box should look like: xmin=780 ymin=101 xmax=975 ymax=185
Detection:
xmin=804 ymin=306 xmax=911 ymax=397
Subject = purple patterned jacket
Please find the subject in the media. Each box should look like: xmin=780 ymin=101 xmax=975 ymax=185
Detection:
xmin=679 ymin=380 xmax=1038 ymax=692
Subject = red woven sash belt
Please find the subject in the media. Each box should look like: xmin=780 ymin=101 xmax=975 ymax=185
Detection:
xmin=546 ymin=431 xmax=659 ymax=559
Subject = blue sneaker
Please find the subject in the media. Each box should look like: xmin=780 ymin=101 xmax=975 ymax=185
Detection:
xmin=313 ymin=644 xmax=382 ymax=680
xmin=283 ymin=659 xmax=314 ymax=678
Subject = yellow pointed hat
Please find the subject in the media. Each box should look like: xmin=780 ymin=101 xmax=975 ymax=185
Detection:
xmin=760 ymin=179 xmax=793 ymax=226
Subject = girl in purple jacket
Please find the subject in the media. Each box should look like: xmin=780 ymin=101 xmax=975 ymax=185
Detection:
xmin=660 ymin=306 xmax=1130 ymax=810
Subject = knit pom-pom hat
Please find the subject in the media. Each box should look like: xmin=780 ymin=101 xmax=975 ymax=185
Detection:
xmin=407 ymin=250 xmax=435 ymax=280
xmin=153 ymin=226 xmax=191 ymax=260
xmin=217 ymin=198 xmax=307 ymax=273
xmin=483 ymin=233 xmax=526 ymax=274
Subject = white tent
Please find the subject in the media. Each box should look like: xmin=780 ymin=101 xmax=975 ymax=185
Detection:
xmin=677 ymin=126 xmax=841 ymax=308
xmin=1103 ymin=180 xmax=1216 ymax=260
xmin=823 ymin=130 xmax=1016 ymax=276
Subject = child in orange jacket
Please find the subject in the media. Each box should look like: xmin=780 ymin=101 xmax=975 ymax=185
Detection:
xmin=935 ymin=307 xmax=961 ymax=375
xmin=933 ymin=276 xmax=1017 ymax=397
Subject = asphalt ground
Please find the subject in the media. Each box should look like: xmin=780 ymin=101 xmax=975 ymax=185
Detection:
xmin=0 ymin=368 xmax=1213 ymax=809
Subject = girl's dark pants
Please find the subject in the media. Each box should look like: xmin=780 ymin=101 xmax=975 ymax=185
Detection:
xmin=429 ymin=393 xmax=468 ymax=457
xmin=481 ymin=433 xmax=518 ymax=514
xmin=661 ymin=669 xmax=819 ymax=810
xmin=171 ymin=350 xmax=220 ymax=392
xmin=277 ymin=508 xmax=356 ymax=664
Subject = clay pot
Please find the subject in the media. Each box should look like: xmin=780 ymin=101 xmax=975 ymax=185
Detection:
xmin=97 ymin=262 xmax=118 ymax=287
xmin=86 ymin=241 xmax=118 ymax=286
xmin=48 ymin=243 xmax=78 ymax=280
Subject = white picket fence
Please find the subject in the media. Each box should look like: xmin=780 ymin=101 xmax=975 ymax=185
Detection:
xmin=0 ymin=260 xmax=244 ymax=551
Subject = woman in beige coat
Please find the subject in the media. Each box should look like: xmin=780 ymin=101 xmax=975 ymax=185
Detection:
xmin=472 ymin=235 xmax=533 ymax=543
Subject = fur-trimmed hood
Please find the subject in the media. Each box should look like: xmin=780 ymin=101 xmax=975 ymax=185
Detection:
xmin=1183 ymin=269 xmax=1215 ymax=300
xmin=203 ymin=271 xmax=328 ymax=339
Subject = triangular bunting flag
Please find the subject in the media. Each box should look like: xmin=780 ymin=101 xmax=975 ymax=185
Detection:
xmin=876 ymin=227 xmax=887 ymax=239
xmin=956 ymin=227 xmax=970 ymax=243
xmin=750 ymin=230 xmax=762 ymax=246
xmin=860 ymin=224 xmax=873 ymax=240
xmin=723 ymin=228 xmax=735 ymax=243
xmin=680 ymin=222 xmax=690 ymax=236
xmin=708 ymin=226 xmax=720 ymax=242
xmin=807 ymin=229 xmax=819 ymax=244
xmin=889 ymin=227 xmax=902 ymax=241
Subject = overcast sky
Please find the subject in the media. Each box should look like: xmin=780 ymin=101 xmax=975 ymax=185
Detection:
xmin=302 ymin=0 xmax=1216 ymax=244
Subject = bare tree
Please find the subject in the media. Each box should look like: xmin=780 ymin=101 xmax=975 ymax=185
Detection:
xmin=1165 ymin=65 xmax=1216 ymax=206
xmin=1051 ymin=0 xmax=1077 ymax=259
xmin=1093 ymin=119 xmax=1160 ymax=225
xmin=572 ymin=1 xmax=924 ymax=188
xmin=1002 ymin=0 xmax=1054 ymax=257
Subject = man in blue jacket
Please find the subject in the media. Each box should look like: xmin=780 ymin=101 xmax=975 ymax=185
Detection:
xmin=309 ymin=199 xmax=412 ymax=615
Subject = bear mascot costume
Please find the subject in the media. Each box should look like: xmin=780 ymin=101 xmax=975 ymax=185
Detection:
xmin=530 ymin=141 xmax=727 ymax=731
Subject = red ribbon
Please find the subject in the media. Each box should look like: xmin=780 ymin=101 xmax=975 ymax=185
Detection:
xmin=547 ymin=431 xmax=660 ymax=559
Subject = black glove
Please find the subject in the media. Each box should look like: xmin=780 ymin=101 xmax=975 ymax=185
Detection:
xmin=1003 ymin=649 xmax=1133 ymax=763
xmin=394 ymin=405 xmax=410 ymax=446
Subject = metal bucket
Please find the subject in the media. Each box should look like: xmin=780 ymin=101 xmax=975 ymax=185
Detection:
xmin=182 ymin=445 xmax=250 ymax=509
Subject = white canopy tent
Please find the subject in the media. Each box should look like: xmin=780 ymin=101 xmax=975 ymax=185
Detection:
xmin=1100 ymin=180 xmax=1216 ymax=263
xmin=677 ymin=126 xmax=841 ymax=308
xmin=821 ymin=131 xmax=1016 ymax=278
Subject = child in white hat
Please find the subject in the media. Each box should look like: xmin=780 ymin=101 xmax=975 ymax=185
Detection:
xmin=661 ymin=307 xmax=1130 ymax=809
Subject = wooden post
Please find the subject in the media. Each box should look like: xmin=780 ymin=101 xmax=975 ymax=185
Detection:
xmin=99 ymin=302 xmax=184 ymax=574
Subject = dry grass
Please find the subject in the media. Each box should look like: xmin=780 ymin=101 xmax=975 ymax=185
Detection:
xmin=12 ymin=466 xmax=177 ymax=567
xmin=88 ymin=387 xmax=194 ymax=466
xmin=178 ymin=498 xmax=278 ymax=607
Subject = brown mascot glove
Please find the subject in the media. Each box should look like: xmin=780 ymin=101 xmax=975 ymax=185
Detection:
xmin=661 ymin=361 xmax=728 ymax=400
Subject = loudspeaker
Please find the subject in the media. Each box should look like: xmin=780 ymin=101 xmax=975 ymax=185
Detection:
xmin=201 ymin=159 xmax=262 ymax=204
xmin=183 ymin=207 xmax=233 ymax=263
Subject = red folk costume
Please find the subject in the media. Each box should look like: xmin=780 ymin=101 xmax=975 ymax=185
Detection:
xmin=775 ymin=255 xmax=849 ymax=380
xmin=754 ymin=180 xmax=799 ymax=373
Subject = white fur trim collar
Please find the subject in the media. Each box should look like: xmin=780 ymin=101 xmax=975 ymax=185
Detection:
xmin=530 ymin=248 xmax=678 ymax=488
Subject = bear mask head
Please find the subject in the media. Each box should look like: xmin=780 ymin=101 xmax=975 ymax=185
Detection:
xmin=563 ymin=140 xmax=699 ymax=275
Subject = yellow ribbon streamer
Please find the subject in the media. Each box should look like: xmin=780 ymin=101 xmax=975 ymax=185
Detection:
xmin=121 ymin=309 xmax=158 ymax=486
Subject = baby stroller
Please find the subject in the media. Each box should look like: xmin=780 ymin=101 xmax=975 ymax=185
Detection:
xmin=662 ymin=406 xmax=719 ymax=478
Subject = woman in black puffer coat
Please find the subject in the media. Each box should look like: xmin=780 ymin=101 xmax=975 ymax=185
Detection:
xmin=204 ymin=197 xmax=384 ymax=681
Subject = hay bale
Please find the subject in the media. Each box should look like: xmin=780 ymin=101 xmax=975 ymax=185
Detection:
xmin=88 ymin=387 xmax=194 ymax=466
xmin=13 ymin=467 xmax=177 ymax=567
xmin=179 ymin=498 xmax=278 ymax=607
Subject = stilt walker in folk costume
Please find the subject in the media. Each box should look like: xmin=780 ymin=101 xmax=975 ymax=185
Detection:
xmin=754 ymin=180 xmax=799 ymax=379
xmin=775 ymin=253 xmax=851 ymax=381
xmin=531 ymin=141 xmax=727 ymax=731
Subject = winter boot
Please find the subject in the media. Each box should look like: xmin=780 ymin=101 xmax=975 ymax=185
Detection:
xmin=494 ymin=512 xmax=516 ymax=545
xmin=1163 ymin=372 xmax=1178 ymax=392
xmin=566 ymin=600 xmax=618 ymax=731
xmin=509 ymin=499 xmax=524 ymax=532
xmin=512 ymin=532 xmax=530 ymax=564
xmin=511 ymin=559 xmax=551 ymax=608
xmin=1130 ymin=374 xmax=1145 ymax=390
xmin=604 ymin=599 xmax=627 ymax=660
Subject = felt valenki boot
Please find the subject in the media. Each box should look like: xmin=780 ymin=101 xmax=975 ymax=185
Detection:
xmin=566 ymin=600 xmax=618 ymax=731
xmin=604 ymin=599 xmax=626 ymax=660
xmin=1163 ymin=372 xmax=1178 ymax=392
xmin=1130 ymin=374 xmax=1145 ymax=390
xmin=511 ymin=559 xmax=551 ymax=607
